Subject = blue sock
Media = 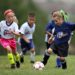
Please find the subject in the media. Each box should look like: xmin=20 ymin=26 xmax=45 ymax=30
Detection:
xmin=56 ymin=57 xmax=61 ymax=67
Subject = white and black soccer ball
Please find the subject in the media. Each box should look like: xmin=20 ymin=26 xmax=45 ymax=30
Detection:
xmin=33 ymin=61 xmax=44 ymax=70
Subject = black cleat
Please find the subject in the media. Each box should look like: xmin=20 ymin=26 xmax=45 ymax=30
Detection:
xmin=61 ymin=60 xmax=67 ymax=69
xmin=62 ymin=63 xmax=67 ymax=69
xmin=11 ymin=64 xmax=15 ymax=69
xmin=16 ymin=61 xmax=20 ymax=68
xmin=20 ymin=56 xmax=24 ymax=63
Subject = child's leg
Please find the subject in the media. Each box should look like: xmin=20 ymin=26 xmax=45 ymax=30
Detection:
xmin=20 ymin=51 xmax=24 ymax=63
xmin=20 ymin=38 xmax=27 ymax=63
xmin=6 ymin=46 xmax=15 ymax=68
xmin=14 ymin=52 xmax=20 ymax=68
xmin=42 ymin=48 xmax=52 ymax=65
xmin=30 ymin=48 xmax=35 ymax=63
xmin=20 ymin=48 xmax=27 ymax=63
xmin=29 ymin=40 xmax=35 ymax=63
xmin=60 ymin=57 xmax=67 ymax=69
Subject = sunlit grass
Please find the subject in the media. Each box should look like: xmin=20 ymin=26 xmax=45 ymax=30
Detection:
xmin=0 ymin=55 xmax=75 ymax=75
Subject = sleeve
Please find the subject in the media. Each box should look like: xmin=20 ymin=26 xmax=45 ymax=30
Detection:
xmin=0 ymin=22 xmax=1 ymax=28
xmin=0 ymin=22 xmax=1 ymax=36
xmin=14 ymin=23 xmax=19 ymax=32
xmin=45 ymin=22 xmax=54 ymax=33
xmin=20 ymin=24 xmax=26 ymax=34
xmin=68 ymin=22 xmax=75 ymax=31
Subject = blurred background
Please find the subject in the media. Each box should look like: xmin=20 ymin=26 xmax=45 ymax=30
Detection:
xmin=0 ymin=0 xmax=75 ymax=55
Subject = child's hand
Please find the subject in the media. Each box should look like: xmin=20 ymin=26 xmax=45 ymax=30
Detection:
xmin=48 ymin=35 xmax=54 ymax=44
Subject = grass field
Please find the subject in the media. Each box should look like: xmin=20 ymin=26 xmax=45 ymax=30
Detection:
xmin=0 ymin=55 xmax=75 ymax=75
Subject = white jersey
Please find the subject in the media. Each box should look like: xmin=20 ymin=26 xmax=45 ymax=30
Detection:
xmin=0 ymin=20 xmax=19 ymax=39
xmin=20 ymin=22 xmax=35 ymax=39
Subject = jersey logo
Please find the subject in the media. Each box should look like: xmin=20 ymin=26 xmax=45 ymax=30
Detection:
xmin=25 ymin=31 xmax=30 ymax=35
xmin=4 ymin=30 xmax=11 ymax=35
xmin=57 ymin=32 xmax=68 ymax=38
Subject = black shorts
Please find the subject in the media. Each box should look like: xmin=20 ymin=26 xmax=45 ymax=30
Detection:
xmin=50 ymin=42 xmax=69 ymax=57
xmin=20 ymin=38 xmax=35 ymax=54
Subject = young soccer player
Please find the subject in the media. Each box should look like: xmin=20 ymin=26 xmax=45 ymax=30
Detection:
xmin=19 ymin=12 xmax=36 ymax=63
xmin=45 ymin=10 xmax=67 ymax=68
xmin=45 ymin=10 xmax=59 ymax=49
xmin=42 ymin=11 xmax=75 ymax=69
xmin=55 ymin=10 xmax=70 ymax=68
xmin=0 ymin=9 xmax=20 ymax=69
xmin=45 ymin=20 xmax=55 ymax=49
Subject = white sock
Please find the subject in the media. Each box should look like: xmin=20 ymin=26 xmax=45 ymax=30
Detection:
xmin=30 ymin=52 xmax=35 ymax=62
xmin=20 ymin=51 xmax=23 ymax=57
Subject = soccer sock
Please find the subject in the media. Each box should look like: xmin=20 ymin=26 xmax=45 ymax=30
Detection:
xmin=8 ymin=53 xmax=15 ymax=65
xmin=42 ymin=51 xmax=50 ymax=65
xmin=15 ymin=53 xmax=20 ymax=62
xmin=30 ymin=52 xmax=35 ymax=62
xmin=14 ymin=53 xmax=20 ymax=68
xmin=20 ymin=51 xmax=23 ymax=56
xmin=56 ymin=57 xmax=61 ymax=67
xmin=61 ymin=60 xmax=67 ymax=69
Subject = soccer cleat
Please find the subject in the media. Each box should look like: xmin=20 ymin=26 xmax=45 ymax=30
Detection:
xmin=61 ymin=60 xmax=67 ymax=69
xmin=20 ymin=56 xmax=24 ymax=63
xmin=11 ymin=64 xmax=15 ymax=69
xmin=62 ymin=62 xmax=67 ymax=69
xmin=16 ymin=61 xmax=20 ymax=68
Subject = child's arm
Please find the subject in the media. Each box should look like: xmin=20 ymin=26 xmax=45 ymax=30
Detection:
xmin=20 ymin=34 xmax=30 ymax=43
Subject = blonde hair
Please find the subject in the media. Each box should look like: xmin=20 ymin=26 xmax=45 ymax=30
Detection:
xmin=13 ymin=16 xmax=18 ymax=24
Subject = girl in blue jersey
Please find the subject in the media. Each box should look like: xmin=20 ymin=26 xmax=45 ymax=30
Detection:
xmin=45 ymin=10 xmax=69 ymax=68
xmin=42 ymin=11 xmax=75 ymax=69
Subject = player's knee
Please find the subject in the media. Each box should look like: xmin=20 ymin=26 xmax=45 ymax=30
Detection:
xmin=47 ymin=48 xmax=52 ymax=54
xmin=6 ymin=46 xmax=12 ymax=53
xmin=31 ymin=48 xmax=35 ymax=53
xmin=60 ymin=57 xmax=65 ymax=61
xmin=57 ymin=56 xmax=61 ymax=59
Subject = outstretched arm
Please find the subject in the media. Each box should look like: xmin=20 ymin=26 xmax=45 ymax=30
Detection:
xmin=20 ymin=34 xmax=30 ymax=43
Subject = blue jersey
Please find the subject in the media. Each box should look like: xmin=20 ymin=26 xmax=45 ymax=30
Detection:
xmin=45 ymin=20 xmax=55 ymax=42
xmin=45 ymin=20 xmax=55 ymax=33
xmin=54 ymin=22 xmax=75 ymax=45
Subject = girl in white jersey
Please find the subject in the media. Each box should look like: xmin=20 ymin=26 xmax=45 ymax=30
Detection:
xmin=0 ymin=9 xmax=20 ymax=69
xmin=19 ymin=12 xmax=36 ymax=63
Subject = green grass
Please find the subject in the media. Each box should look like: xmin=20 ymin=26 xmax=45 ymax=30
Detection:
xmin=0 ymin=55 xmax=75 ymax=75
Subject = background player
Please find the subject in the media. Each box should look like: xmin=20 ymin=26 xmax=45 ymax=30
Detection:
xmin=19 ymin=12 xmax=36 ymax=63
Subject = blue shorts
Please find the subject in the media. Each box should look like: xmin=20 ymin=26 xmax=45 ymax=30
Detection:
xmin=20 ymin=38 xmax=35 ymax=54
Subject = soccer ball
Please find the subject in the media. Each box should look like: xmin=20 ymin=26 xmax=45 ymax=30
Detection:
xmin=33 ymin=61 xmax=44 ymax=70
